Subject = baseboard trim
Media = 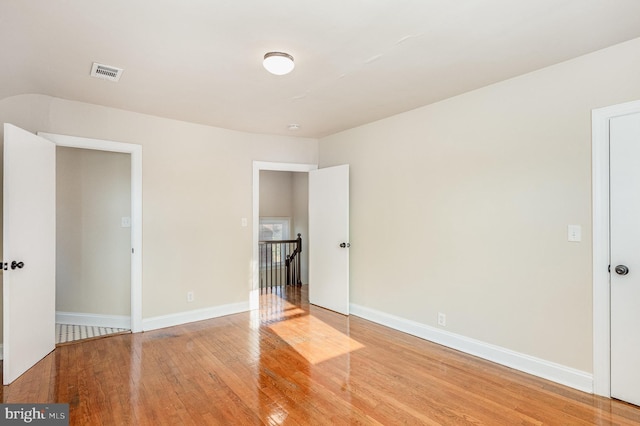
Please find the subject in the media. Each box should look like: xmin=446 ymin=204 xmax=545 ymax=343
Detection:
xmin=142 ymin=301 xmax=250 ymax=332
xmin=56 ymin=312 xmax=131 ymax=329
xmin=349 ymin=303 xmax=593 ymax=393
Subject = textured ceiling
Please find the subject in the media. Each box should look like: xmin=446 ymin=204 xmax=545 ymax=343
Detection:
xmin=2 ymin=0 xmax=640 ymax=138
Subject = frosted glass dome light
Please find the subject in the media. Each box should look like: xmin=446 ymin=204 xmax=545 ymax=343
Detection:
xmin=263 ymin=52 xmax=295 ymax=75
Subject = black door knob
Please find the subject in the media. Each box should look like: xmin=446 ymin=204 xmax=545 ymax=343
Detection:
xmin=615 ymin=265 xmax=629 ymax=275
xmin=339 ymin=242 xmax=351 ymax=248
xmin=10 ymin=261 xmax=24 ymax=270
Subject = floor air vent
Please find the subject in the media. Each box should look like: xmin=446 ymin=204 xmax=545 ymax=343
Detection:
xmin=90 ymin=62 xmax=123 ymax=82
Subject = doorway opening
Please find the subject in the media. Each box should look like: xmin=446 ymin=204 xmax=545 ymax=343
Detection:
xmin=258 ymin=170 xmax=308 ymax=294
xmin=55 ymin=146 xmax=131 ymax=345
xmin=39 ymin=132 xmax=143 ymax=333
xmin=251 ymin=162 xmax=317 ymax=310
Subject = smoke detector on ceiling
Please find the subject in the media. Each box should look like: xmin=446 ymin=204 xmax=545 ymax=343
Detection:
xmin=90 ymin=62 xmax=123 ymax=82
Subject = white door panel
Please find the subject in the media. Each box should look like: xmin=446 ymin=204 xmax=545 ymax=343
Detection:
xmin=610 ymin=112 xmax=640 ymax=406
xmin=3 ymin=123 xmax=56 ymax=384
xmin=308 ymin=165 xmax=349 ymax=315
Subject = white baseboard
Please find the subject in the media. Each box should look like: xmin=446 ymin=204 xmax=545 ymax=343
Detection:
xmin=349 ymin=303 xmax=593 ymax=393
xmin=56 ymin=311 xmax=131 ymax=329
xmin=142 ymin=301 xmax=250 ymax=332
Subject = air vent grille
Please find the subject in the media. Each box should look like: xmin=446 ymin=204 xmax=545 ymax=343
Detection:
xmin=90 ymin=62 xmax=123 ymax=82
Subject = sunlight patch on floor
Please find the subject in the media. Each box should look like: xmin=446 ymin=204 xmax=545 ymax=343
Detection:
xmin=268 ymin=315 xmax=364 ymax=364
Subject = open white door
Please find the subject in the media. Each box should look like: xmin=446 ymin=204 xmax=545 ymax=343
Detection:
xmin=308 ymin=164 xmax=349 ymax=315
xmin=610 ymin=112 xmax=640 ymax=406
xmin=3 ymin=124 xmax=56 ymax=385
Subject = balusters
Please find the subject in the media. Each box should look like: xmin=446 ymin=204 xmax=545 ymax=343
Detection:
xmin=259 ymin=234 xmax=303 ymax=292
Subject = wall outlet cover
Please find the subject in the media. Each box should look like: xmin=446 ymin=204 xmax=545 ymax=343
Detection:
xmin=437 ymin=312 xmax=446 ymax=327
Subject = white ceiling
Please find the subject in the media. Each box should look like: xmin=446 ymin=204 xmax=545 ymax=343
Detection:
xmin=2 ymin=1 xmax=640 ymax=138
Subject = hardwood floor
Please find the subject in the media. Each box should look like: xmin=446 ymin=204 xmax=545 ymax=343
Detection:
xmin=2 ymin=285 xmax=640 ymax=425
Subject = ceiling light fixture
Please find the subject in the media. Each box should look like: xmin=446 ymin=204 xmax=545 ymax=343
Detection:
xmin=263 ymin=52 xmax=295 ymax=75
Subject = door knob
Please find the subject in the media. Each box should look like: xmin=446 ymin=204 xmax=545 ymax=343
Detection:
xmin=615 ymin=265 xmax=629 ymax=275
xmin=339 ymin=242 xmax=351 ymax=248
xmin=10 ymin=261 xmax=24 ymax=270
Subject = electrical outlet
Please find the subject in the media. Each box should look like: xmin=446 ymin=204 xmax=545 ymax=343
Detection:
xmin=187 ymin=291 xmax=194 ymax=303
xmin=437 ymin=312 xmax=446 ymax=327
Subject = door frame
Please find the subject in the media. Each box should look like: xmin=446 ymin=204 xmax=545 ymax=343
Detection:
xmin=592 ymin=99 xmax=640 ymax=397
xmin=251 ymin=161 xmax=317 ymax=309
xmin=38 ymin=132 xmax=143 ymax=332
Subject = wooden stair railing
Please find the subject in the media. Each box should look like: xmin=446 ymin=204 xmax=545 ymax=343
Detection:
xmin=259 ymin=233 xmax=302 ymax=291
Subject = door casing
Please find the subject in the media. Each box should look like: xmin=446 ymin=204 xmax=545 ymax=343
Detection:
xmin=39 ymin=132 xmax=143 ymax=332
xmin=592 ymin=99 xmax=640 ymax=396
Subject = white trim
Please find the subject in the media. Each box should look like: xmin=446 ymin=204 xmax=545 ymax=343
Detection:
xmin=251 ymin=161 xmax=317 ymax=310
xmin=142 ymin=302 xmax=249 ymax=331
xmin=37 ymin=132 xmax=143 ymax=333
xmin=591 ymin=99 xmax=640 ymax=397
xmin=350 ymin=303 xmax=593 ymax=393
xmin=55 ymin=312 xmax=131 ymax=329
xmin=0 ymin=344 xmax=3 ymax=361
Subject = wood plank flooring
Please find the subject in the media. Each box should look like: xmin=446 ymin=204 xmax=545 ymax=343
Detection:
xmin=2 ymin=285 xmax=640 ymax=425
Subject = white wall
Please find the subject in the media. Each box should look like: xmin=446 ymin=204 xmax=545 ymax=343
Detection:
xmin=259 ymin=171 xmax=293 ymax=220
xmin=0 ymin=95 xmax=318 ymax=326
xmin=318 ymin=37 xmax=640 ymax=374
xmin=56 ymin=147 xmax=131 ymax=316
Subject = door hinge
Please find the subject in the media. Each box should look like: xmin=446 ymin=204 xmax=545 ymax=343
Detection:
xmin=608 ymin=264 xmax=611 ymax=273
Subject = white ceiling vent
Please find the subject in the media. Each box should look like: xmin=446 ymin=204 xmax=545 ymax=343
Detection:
xmin=90 ymin=62 xmax=123 ymax=82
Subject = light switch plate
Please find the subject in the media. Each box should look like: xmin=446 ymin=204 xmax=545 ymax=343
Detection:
xmin=568 ymin=225 xmax=581 ymax=242
xmin=121 ymin=217 xmax=131 ymax=228
xmin=241 ymin=218 xmax=248 ymax=227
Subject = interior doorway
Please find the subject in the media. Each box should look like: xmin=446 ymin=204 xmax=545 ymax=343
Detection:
xmin=1 ymin=126 xmax=142 ymax=384
xmin=39 ymin=132 xmax=143 ymax=333
xmin=258 ymin=170 xmax=309 ymax=293
xmin=55 ymin=146 xmax=131 ymax=344
xmin=251 ymin=162 xmax=317 ymax=310
xmin=252 ymin=161 xmax=351 ymax=315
